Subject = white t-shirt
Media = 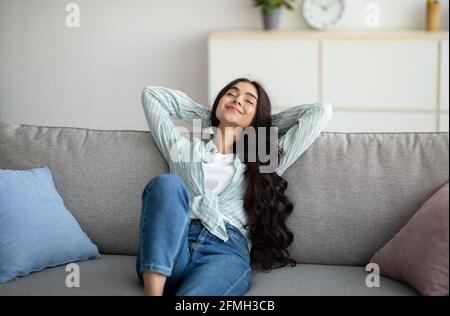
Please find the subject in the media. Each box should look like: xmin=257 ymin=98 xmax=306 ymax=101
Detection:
xmin=203 ymin=152 xmax=236 ymax=195
xmin=190 ymin=152 xmax=236 ymax=223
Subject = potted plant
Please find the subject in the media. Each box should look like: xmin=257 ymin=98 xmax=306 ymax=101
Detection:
xmin=253 ymin=0 xmax=296 ymax=30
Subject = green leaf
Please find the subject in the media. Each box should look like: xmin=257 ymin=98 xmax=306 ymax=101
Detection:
xmin=253 ymin=0 xmax=296 ymax=11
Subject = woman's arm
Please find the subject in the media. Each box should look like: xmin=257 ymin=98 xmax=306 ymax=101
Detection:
xmin=143 ymin=86 xmax=212 ymax=128
xmin=141 ymin=86 xmax=194 ymax=163
xmin=273 ymin=102 xmax=333 ymax=176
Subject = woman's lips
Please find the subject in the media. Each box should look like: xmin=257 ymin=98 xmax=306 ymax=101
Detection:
xmin=226 ymin=106 xmax=241 ymax=114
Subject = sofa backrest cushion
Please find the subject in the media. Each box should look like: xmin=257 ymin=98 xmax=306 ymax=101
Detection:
xmin=1 ymin=122 xmax=448 ymax=265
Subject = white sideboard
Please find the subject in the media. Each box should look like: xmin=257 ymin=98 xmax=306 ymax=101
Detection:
xmin=208 ymin=31 xmax=449 ymax=133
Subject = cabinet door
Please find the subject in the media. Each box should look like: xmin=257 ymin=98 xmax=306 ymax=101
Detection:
xmin=323 ymin=40 xmax=439 ymax=110
xmin=208 ymin=40 xmax=319 ymax=108
xmin=440 ymin=41 xmax=449 ymax=111
xmin=325 ymin=111 xmax=437 ymax=133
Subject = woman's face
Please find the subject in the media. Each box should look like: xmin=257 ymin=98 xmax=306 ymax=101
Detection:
xmin=216 ymin=81 xmax=259 ymax=129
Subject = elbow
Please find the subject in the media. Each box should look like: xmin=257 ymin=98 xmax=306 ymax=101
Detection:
xmin=142 ymin=86 xmax=156 ymax=98
xmin=141 ymin=86 xmax=159 ymax=108
xmin=141 ymin=89 xmax=148 ymax=111
xmin=142 ymin=86 xmax=167 ymax=106
xmin=320 ymin=101 xmax=333 ymax=121
xmin=141 ymin=87 xmax=151 ymax=103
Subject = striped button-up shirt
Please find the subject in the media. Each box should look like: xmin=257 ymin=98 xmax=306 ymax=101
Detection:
xmin=141 ymin=86 xmax=333 ymax=251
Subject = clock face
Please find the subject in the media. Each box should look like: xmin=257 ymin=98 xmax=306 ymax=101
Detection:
xmin=303 ymin=0 xmax=346 ymax=30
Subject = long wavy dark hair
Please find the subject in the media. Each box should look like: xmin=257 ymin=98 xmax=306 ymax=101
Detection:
xmin=209 ymin=78 xmax=297 ymax=272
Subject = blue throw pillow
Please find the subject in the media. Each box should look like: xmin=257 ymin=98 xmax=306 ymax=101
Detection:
xmin=0 ymin=166 xmax=101 ymax=283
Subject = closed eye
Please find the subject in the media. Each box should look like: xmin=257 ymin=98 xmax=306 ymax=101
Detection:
xmin=228 ymin=86 xmax=259 ymax=103
xmin=227 ymin=93 xmax=255 ymax=105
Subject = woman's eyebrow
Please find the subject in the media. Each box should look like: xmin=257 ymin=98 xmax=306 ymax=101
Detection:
xmin=230 ymin=86 xmax=258 ymax=101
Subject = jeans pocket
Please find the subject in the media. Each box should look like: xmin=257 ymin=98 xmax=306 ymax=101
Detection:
xmin=226 ymin=224 xmax=247 ymax=243
xmin=226 ymin=225 xmax=250 ymax=262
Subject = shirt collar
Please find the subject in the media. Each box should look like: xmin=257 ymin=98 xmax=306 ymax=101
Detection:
xmin=202 ymin=127 xmax=241 ymax=165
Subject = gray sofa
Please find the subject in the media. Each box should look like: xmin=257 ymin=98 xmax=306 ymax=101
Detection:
xmin=0 ymin=121 xmax=448 ymax=296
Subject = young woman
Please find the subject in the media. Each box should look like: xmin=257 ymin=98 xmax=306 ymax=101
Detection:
xmin=136 ymin=78 xmax=333 ymax=296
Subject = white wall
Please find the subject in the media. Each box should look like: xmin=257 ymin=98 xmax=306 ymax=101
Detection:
xmin=0 ymin=0 xmax=448 ymax=130
xmin=283 ymin=0 xmax=449 ymax=30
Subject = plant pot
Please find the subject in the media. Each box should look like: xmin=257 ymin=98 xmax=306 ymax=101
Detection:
xmin=262 ymin=8 xmax=281 ymax=30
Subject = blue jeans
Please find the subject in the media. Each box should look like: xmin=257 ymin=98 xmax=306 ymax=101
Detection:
xmin=136 ymin=173 xmax=252 ymax=296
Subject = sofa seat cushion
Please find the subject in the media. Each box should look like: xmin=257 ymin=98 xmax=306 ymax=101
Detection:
xmin=0 ymin=255 xmax=142 ymax=296
xmin=0 ymin=255 xmax=418 ymax=296
xmin=247 ymin=263 xmax=418 ymax=296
